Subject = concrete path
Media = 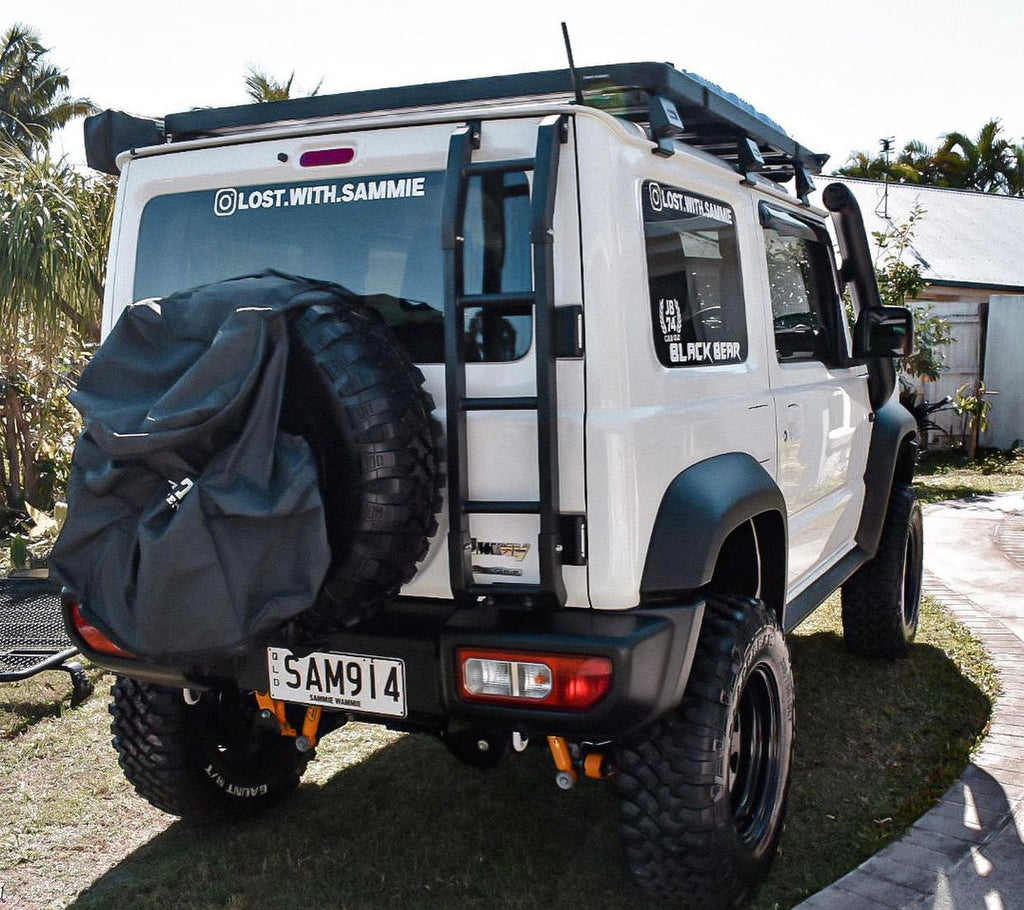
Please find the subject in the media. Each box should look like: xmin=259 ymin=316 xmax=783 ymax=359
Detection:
xmin=792 ymin=491 xmax=1024 ymax=910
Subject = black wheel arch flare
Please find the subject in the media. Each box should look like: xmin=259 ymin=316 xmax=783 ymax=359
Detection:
xmin=854 ymin=396 xmax=919 ymax=559
xmin=640 ymin=453 xmax=788 ymax=617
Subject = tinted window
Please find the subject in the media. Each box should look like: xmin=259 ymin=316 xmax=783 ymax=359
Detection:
xmin=763 ymin=223 xmax=841 ymax=363
xmin=133 ymin=170 xmax=532 ymax=363
xmin=642 ymin=181 xmax=747 ymax=368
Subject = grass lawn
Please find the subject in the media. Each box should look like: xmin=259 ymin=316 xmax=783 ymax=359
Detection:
xmin=914 ymin=448 xmax=1024 ymax=504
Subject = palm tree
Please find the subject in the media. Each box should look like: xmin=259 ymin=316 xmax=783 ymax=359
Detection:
xmin=244 ymin=66 xmax=323 ymax=103
xmin=0 ymin=145 xmax=114 ymax=512
xmin=0 ymin=23 xmax=93 ymax=154
xmin=0 ymin=25 xmax=104 ymax=516
xmin=934 ymin=120 xmax=1014 ymax=193
xmin=837 ymin=150 xmax=894 ymax=181
xmin=894 ymin=140 xmax=939 ymax=185
xmin=0 ymin=147 xmax=112 ymax=345
xmin=1003 ymin=142 xmax=1024 ymax=197
xmin=838 ymin=140 xmax=938 ymax=185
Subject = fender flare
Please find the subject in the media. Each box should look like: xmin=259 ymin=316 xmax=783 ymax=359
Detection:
xmin=640 ymin=453 xmax=787 ymax=601
xmin=855 ymin=396 xmax=918 ymax=557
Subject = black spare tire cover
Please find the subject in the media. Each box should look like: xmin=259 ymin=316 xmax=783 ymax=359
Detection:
xmin=51 ymin=271 xmax=440 ymax=659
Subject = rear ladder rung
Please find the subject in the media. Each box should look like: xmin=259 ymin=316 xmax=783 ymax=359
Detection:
xmin=462 ymin=397 xmax=537 ymax=412
xmin=464 ymin=158 xmax=535 ymax=176
xmin=467 ymin=583 xmax=547 ymax=599
xmin=443 ymin=115 xmax=570 ymax=608
xmin=464 ymin=500 xmax=540 ymax=515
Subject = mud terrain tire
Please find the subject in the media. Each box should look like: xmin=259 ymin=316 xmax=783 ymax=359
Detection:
xmin=110 ymin=676 xmax=309 ymax=820
xmin=285 ymin=301 xmax=441 ymax=629
xmin=617 ymin=595 xmax=794 ymax=909
xmin=841 ymin=483 xmax=923 ymax=658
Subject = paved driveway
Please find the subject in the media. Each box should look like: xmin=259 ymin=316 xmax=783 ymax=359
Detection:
xmin=793 ymin=492 xmax=1024 ymax=910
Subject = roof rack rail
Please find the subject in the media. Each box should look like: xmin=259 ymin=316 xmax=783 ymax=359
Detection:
xmin=162 ymin=62 xmax=826 ymax=184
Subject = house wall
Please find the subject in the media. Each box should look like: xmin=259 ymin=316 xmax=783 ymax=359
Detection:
xmin=982 ymin=295 xmax=1024 ymax=450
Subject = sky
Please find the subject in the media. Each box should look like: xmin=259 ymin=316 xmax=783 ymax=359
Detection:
xmin=15 ymin=0 xmax=1024 ymax=177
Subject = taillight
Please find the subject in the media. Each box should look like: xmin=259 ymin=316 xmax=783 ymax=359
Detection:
xmin=69 ymin=603 xmax=134 ymax=658
xmin=299 ymin=147 xmax=355 ymax=167
xmin=457 ymin=649 xmax=612 ymax=711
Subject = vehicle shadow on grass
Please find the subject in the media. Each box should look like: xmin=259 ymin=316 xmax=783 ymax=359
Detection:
xmin=68 ymin=734 xmax=650 ymax=910
xmin=66 ymin=626 xmax=992 ymax=910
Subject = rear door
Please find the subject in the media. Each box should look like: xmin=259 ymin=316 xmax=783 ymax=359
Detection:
xmin=116 ymin=114 xmax=586 ymax=604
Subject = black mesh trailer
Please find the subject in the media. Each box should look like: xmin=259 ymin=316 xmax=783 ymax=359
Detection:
xmin=0 ymin=576 xmax=92 ymax=704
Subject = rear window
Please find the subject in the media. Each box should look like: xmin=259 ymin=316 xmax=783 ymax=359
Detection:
xmin=133 ymin=170 xmax=532 ymax=362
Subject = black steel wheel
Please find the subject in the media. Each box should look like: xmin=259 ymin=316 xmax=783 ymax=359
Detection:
xmin=110 ymin=676 xmax=309 ymax=820
xmin=617 ymin=595 xmax=794 ymax=909
xmin=730 ymin=662 xmax=785 ymax=848
xmin=842 ymin=483 xmax=923 ymax=658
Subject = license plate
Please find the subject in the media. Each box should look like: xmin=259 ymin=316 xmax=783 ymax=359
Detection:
xmin=267 ymin=647 xmax=406 ymax=718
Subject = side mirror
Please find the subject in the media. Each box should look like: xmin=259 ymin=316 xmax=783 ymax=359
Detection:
xmin=852 ymin=306 xmax=914 ymax=359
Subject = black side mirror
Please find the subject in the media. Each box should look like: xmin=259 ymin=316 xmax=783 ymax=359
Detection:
xmin=852 ymin=306 xmax=914 ymax=359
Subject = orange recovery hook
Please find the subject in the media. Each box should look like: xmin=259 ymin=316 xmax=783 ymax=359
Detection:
xmin=254 ymin=692 xmax=324 ymax=751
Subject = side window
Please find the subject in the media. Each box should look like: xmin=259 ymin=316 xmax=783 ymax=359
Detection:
xmin=761 ymin=205 xmax=844 ymax=364
xmin=642 ymin=181 xmax=747 ymax=368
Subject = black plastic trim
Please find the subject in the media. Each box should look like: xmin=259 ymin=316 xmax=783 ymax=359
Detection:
xmin=782 ymin=547 xmax=868 ymax=633
xmin=640 ymin=453 xmax=788 ymax=599
xmin=438 ymin=600 xmax=704 ymax=738
xmin=855 ymin=396 xmax=918 ymax=557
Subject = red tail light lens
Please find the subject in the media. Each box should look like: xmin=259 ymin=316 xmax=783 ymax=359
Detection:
xmin=457 ymin=649 xmax=612 ymax=711
xmin=69 ymin=603 xmax=134 ymax=658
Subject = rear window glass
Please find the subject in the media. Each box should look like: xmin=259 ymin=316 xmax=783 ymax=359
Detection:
xmin=133 ymin=170 xmax=532 ymax=363
xmin=642 ymin=181 xmax=747 ymax=368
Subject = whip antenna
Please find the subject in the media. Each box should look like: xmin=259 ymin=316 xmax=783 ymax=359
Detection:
xmin=561 ymin=22 xmax=584 ymax=105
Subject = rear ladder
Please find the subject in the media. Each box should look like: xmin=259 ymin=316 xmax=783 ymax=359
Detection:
xmin=441 ymin=114 xmax=572 ymax=609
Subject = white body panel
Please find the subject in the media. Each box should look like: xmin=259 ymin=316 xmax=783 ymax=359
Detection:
xmin=574 ymin=113 xmax=775 ymax=609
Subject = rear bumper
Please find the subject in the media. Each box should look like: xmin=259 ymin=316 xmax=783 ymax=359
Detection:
xmin=64 ymin=597 xmax=704 ymax=739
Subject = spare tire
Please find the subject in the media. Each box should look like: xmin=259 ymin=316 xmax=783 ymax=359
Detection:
xmin=284 ymin=300 xmax=441 ymax=629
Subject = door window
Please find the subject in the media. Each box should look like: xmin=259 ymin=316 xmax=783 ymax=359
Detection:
xmin=761 ymin=204 xmax=846 ymax=365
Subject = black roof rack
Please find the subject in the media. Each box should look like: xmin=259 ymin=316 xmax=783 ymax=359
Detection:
xmin=163 ymin=62 xmax=827 ymax=182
